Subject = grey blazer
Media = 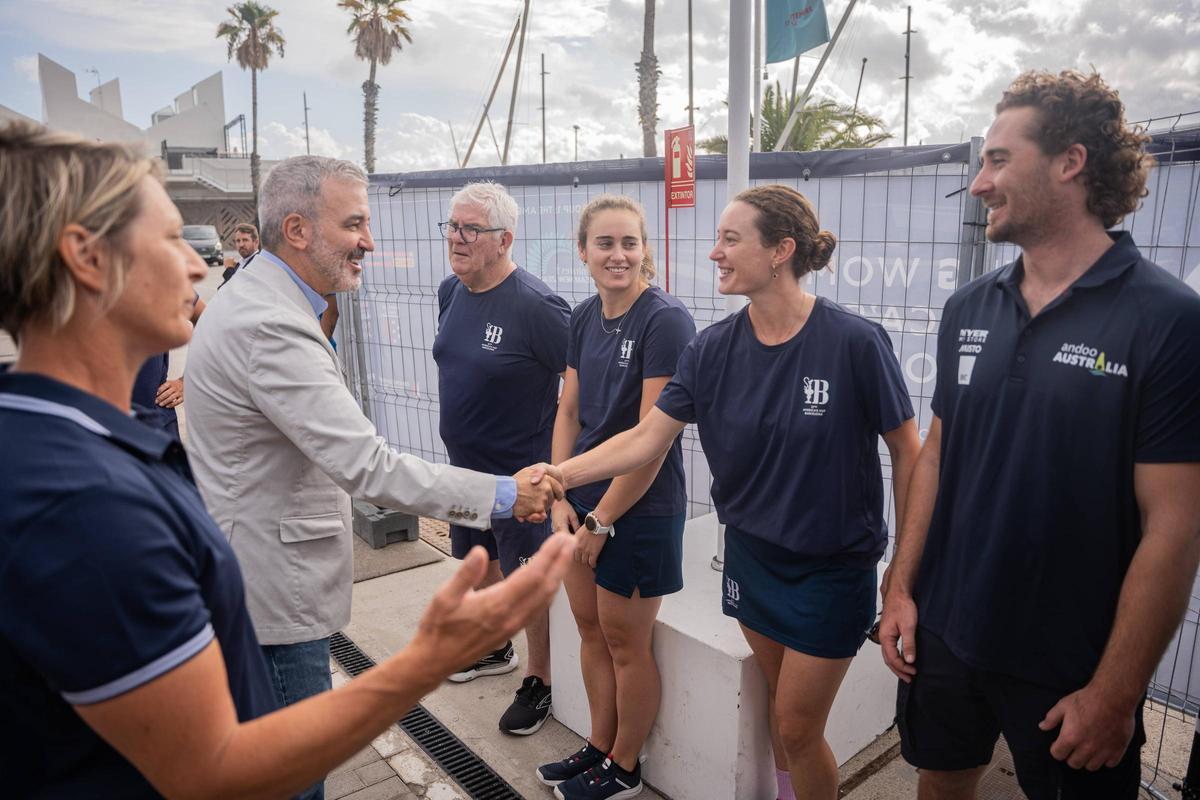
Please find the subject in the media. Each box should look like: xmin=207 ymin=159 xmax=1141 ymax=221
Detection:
xmin=186 ymin=256 xmax=495 ymax=645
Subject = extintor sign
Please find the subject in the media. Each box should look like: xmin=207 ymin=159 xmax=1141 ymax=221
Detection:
xmin=664 ymin=126 xmax=695 ymax=208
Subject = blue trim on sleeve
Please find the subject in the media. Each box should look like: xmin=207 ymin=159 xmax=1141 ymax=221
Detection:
xmin=62 ymin=624 xmax=215 ymax=706
xmin=491 ymin=476 xmax=517 ymax=519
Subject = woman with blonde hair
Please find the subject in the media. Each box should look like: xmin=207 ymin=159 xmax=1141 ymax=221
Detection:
xmin=0 ymin=120 xmax=570 ymax=800
xmin=534 ymin=185 xmax=921 ymax=800
xmin=536 ymin=194 xmax=695 ymax=800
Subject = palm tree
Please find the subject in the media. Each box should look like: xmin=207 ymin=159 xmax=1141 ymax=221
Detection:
xmin=699 ymin=82 xmax=892 ymax=154
xmin=340 ymin=0 xmax=413 ymax=174
xmin=216 ymin=2 xmax=285 ymax=210
xmin=635 ymin=0 xmax=659 ymax=157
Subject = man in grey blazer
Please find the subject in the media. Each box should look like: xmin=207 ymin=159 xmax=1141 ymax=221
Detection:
xmin=185 ymin=156 xmax=560 ymax=799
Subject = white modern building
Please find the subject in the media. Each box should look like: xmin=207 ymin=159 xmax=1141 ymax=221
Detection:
xmin=3 ymin=55 xmax=263 ymax=246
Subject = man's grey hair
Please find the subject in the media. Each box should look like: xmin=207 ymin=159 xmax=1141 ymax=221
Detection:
xmin=259 ymin=156 xmax=368 ymax=250
xmin=448 ymin=181 xmax=519 ymax=234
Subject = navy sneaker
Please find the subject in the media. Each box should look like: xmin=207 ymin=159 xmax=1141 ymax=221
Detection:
xmin=447 ymin=641 xmax=517 ymax=683
xmin=536 ymin=742 xmax=606 ymax=787
xmin=553 ymin=755 xmax=642 ymax=800
xmin=499 ymin=675 xmax=552 ymax=735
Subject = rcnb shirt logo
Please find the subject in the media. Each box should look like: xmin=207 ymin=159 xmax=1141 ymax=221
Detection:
xmin=803 ymin=377 xmax=829 ymax=416
xmin=617 ymin=338 xmax=636 ymax=367
xmin=482 ymin=323 xmax=503 ymax=351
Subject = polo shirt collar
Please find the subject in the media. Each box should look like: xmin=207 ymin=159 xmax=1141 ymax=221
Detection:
xmin=254 ymin=249 xmax=329 ymax=318
xmin=995 ymin=231 xmax=1139 ymax=293
xmin=0 ymin=372 xmax=174 ymax=460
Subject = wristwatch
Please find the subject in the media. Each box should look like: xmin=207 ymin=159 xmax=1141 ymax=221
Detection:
xmin=583 ymin=512 xmax=614 ymax=537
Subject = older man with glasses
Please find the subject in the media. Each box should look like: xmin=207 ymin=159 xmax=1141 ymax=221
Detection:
xmin=432 ymin=181 xmax=571 ymax=736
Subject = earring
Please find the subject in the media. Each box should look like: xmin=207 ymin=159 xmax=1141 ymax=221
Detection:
xmin=771 ymin=261 xmax=779 ymax=279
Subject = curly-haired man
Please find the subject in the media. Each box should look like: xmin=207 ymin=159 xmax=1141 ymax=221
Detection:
xmin=879 ymin=70 xmax=1200 ymax=799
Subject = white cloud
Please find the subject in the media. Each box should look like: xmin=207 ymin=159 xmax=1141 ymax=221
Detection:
xmin=259 ymin=121 xmax=354 ymax=161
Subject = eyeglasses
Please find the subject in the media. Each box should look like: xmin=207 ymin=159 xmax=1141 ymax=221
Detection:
xmin=438 ymin=221 xmax=505 ymax=243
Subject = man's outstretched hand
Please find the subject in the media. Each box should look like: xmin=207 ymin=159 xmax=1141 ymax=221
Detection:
xmin=512 ymin=464 xmax=564 ymax=522
xmin=410 ymin=533 xmax=573 ymax=680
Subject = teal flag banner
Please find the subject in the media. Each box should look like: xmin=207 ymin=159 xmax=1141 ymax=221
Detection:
xmin=766 ymin=0 xmax=831 ymax=64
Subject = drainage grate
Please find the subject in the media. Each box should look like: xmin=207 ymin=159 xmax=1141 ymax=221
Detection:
xmin=329 ymin=631 xmax=523 ymax=800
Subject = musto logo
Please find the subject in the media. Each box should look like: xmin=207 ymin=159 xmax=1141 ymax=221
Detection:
xmin=1051 ymin=342 xmax=1128 ymax=378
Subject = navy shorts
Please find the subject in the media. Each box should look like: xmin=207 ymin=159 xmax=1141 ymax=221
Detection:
xmin=450 ymin=517 xmax=549 ymax=577
xmin=570 ymin=500 xmax=686 ymax=599
xmin=897 ymin=626 xmax=1145 ymax=799
xmin=721 ymin=526 xmax=876 ymax=659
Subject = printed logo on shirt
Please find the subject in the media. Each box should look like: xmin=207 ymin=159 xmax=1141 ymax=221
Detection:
xmin=957 ymin=328 xmax=989 ymax=354
xmin=482 ymin=322 xmax=503 ymax=351
xmin=802 ymin=377 xmax=830 ymax=416
xmin=957 ymin=355 xmax=977 ymax=385
xmin=617 ymin=338 xmax=636 ymax=367
xmin=724 ymin=576 xmax=740 ymax=608
xmin=1051 ymin=341 xmax=1128 ymax=378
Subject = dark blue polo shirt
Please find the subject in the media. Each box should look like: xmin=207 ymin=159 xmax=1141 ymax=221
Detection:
xmin=568 ymin=287 xmax=696 ymax=517
xmin=657 ymin=298 xmax=914 ymax=562
xmin=916 ymin=233 xmax=1200 ymax=691
xmin=0 ymin=372 xmax=277 ymax=798
xmin=433 ymin=268 xmax=570 ymax=474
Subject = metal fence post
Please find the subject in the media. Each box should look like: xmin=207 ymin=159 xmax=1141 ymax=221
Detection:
xmin=956 ymin=136 xmax=988 ymax=288
xmin=348 ymin=287 xmax=372 ymax=418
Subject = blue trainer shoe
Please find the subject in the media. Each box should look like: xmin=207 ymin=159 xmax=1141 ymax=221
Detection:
xmin=536 ymin=741 xmax=606 ymax=787
xmin=553 ymin=755 xmax=642 ymax=800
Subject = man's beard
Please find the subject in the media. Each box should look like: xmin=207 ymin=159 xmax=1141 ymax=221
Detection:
xmin=310 ymin=230 xmax=365 ymax=292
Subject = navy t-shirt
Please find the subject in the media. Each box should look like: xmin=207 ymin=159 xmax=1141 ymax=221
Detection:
xmin=433 ymin=268 xmax=570 ymax=474
xmin=0 ymin=373 xmax=278 ymax=798
xmin=916 ymin=233 xmax=1200 ymax=691
xmin=656 ymin=298 xmax=914 ymax=562
xmin=567 ymin=287 xmax=695 ymax=516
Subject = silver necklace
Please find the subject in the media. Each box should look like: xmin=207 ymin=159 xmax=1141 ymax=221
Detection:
xmin=599 ymin=302 xmax=627 ymax=335
xmin=600 ymin=303 xmax=628 ymax=335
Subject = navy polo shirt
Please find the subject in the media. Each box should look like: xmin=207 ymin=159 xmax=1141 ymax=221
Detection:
xmin=657 ymin=298 xmax=914 ymax=561
xmin=0 ymin=372 xmax=277 ymax=797
xmin=568 ymin=287 xmax=696 ymax=516
xmin=916 ymin=233 xmax=1200 ymax=691
xmin=433 ymin=268 xmax=570 ymax=474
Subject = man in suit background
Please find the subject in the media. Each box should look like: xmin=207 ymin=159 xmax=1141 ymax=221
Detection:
xmin=220 ymin=222 xmax=259 ymax=288
xmin=185 ymin=156 xmax=561 ymax=800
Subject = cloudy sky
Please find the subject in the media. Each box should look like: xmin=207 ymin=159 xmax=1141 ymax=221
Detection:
xmin=1 ymin=0 xmax=1197 ymax=173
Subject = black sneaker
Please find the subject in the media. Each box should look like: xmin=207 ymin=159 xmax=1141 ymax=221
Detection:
xmin=553 ymin=755 xmax=642 ymax=800
xmin=447 ymin=641 xmax=518 ymax=683
xmin=536 ymin=742 xmax=607 ymax=787
xmin=499 ymin=675 xmax=552 ymax=735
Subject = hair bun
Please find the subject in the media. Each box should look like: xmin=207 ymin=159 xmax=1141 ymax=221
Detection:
xmin=810 ymin=230 xmax=837 ymax=272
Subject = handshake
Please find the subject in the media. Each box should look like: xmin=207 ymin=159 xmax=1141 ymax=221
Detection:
xmin=511 ymin=463 xmax=566 ymax=522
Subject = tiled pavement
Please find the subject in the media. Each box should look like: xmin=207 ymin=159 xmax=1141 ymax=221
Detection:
xmin=325 ymin=663 xmax=469 ymax=800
